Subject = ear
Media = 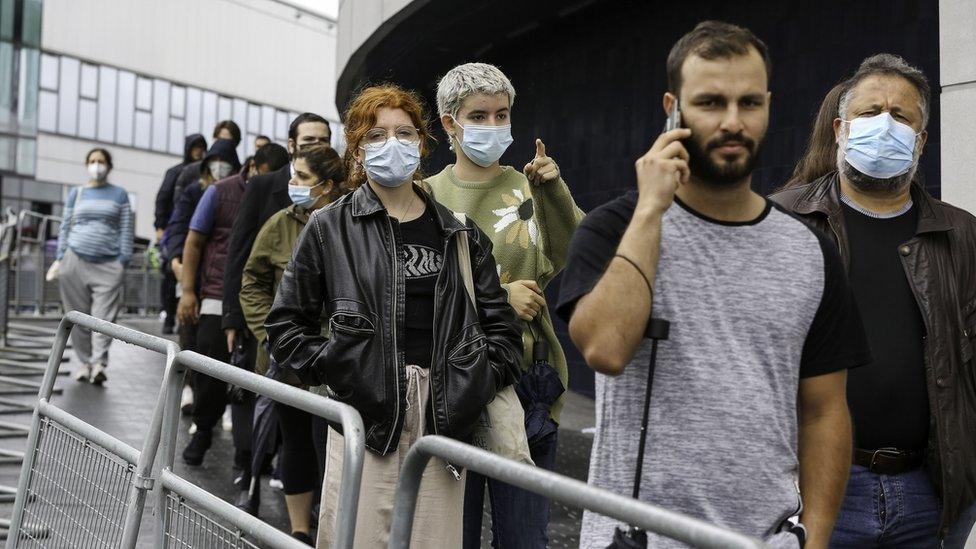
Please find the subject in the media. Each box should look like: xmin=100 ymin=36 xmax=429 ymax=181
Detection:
xmin=662 ymin=92 xmax=677 ymax=117
xmin=832 ymin=118 xmax=844 ymax=143
xmin=917 ymin=129 xmax=928 ymax=151
xmin=287 ymin=139 xmax=296 ymax=156
xmin=441 ymin=113 xmax=458 ymax=140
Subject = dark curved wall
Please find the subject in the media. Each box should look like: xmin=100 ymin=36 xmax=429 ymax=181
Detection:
xmin=340 ymin=0 xmax=940 ymax=397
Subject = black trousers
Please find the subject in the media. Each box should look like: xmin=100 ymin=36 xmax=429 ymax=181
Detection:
xmin=191 ymin=314 xmax=229 ymax=432
xmin=161 ymin=264 xmax=177 ymax=325
xmin=277 ymin=403 xmax=318 ymax=495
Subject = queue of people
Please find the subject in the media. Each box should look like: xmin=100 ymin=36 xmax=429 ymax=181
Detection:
xmin=46 ymin=17 xmax=970 ymax=549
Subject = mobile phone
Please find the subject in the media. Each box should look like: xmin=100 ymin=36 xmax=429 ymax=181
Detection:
xmin=664 ymin=99 xmax=682 ymax=132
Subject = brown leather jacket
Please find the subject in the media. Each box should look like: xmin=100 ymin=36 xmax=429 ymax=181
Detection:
xmin=770 ymin=172 xmax=976 ymax=536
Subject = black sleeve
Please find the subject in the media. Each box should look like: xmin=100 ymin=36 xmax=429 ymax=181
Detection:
xmin=799 ymin=228 xmax=874 ymax=378
xmin=222 ymin=180 xmax=264 ymax=330
xmin=555 ymin=193 xmax=635 ymax=325
xmin=164 ymin=182 xmax=200 ymax=261
xmin=154 ymin=166 xmax=179 ymax=230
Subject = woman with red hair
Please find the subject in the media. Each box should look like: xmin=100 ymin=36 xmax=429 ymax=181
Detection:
xmin=266 ymin=84 xmax=523 ymax=547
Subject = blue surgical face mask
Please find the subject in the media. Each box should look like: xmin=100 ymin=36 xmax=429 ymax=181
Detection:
xmin=843 ymin=112 xmax=919 ymax=179
xmin=452 ymin=116 xmax=513 ymax=168
xmin=362 ymin=138 xmax=421 ymax=188
xmin=288 ymin=181 xmax=324 ymax=208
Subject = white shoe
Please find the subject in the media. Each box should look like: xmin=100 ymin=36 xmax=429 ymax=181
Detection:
xmin=222 ymin=409 xmax=232 ymax=432
xmin=90 ymin=364 xmax=107 ymax=385
xmin=180 ymin=385 xmax=194 ymax=413
xmin=73 ymin=364 xmax=92 ymax=383
xmin=188 ymin=423 xmax=197 ymax=435
xmin=268 ymin=477 xmax=283 ymax=491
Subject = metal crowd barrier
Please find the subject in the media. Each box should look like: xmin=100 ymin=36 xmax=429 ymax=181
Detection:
xmin=155 ymin=349 xmax=366 ymax=549
xmin=389 ymin=436 xmax=769 ymax=549
xmin=8 ymin=210 xmax=163 ymax=315
xmin=5 ymin=311 xmax=179 ymax=549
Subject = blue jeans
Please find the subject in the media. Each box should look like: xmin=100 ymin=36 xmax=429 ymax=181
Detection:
xmin=831 ymin=465 xmax=976 ymax=548
xmin=462 ymin=431 xmax=559 ymax=549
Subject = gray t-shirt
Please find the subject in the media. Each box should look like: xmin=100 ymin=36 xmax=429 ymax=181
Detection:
xmin=557 ymin=193 xmax=870 ymax=548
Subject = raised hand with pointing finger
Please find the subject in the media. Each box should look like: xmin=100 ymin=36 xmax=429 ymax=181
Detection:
xmin=523 ymin=139 xmax=560 ymax=184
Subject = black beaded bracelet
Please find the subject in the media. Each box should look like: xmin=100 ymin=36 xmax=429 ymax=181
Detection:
xmin=614 ymin=254 xmax=654 ymax=297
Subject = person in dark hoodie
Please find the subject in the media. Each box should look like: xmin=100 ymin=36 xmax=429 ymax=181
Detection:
xmin=174 ymin=138 xmax=243 ymax=470
xmin=170 ymin=120 xmax=241 ymax=216
xmin=154 ymin=134 xmax=206 ymax=334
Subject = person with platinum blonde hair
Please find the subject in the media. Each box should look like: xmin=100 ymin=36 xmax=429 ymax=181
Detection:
xmin=424 ymin=62 xmax=584 ymax=549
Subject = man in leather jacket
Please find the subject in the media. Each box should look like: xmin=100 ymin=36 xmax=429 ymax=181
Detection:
xmin=771 ymin=54 xmax=976 ymax=547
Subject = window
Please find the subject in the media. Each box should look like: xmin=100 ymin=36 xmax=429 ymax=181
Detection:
xmin=218 ymin=96 xmax=232 ymax=122
xmin=20 ymin=0 xmax=43 ymax=49
xmin=275 ymin=110 xmax=289 ymax=141
xmin=97 ymin=66 xmax=117 ymax=142
xmin=185 ymin=87 xmax=201 ymax=136
xmin=116 ymin=70 xmax=135 ymax=146
xmin=261 ymin=106 xmax=275 ymax=137
xmin=201 ymin=91 xmax=217 ymax=137
xmin=80 ymin=63 xmax=98 ymax=99
xmin=39 ymin=53 xmax=58 ymax=91
xmin=57 ymin=57 xmax=79 ymax=135
xmin=170 ymin=85 xmax=185 ymax=118
xmin=16 ymin=137 xmax=35 ymax=175
xmin=0 ymin=43 xmax=12 ymax=132
xmin=136 ymin=77 xmax=152 ymax=111
xmin=18 ymin=48 xmax=39 ymax=133
xmin=0 ymin=0 xmax=13 ymax=41
xmin=151 ymin=79 xmax=170 ymax=152
xmin=134 ymin=110 xmax=151 ymax=149
xmin=78 ymin=99 xmax=96 ymax=139
xmin=38 ymin=90 xmax=56 ymax=132
xmin=168 ymin=118 xmax=185 ymax=156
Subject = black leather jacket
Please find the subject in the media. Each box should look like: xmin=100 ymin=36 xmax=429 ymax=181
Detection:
xmin=266 ymin=183 xmax=523 ymax=455
xmin=770 ymin=172 xmax=976 ymax=536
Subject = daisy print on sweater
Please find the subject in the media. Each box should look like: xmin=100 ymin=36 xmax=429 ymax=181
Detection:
xmin=492 ymin=188 xmax=538 ymax=249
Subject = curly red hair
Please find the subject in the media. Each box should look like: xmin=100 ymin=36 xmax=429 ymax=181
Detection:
xmin=343 ymin=84 xmax=433 ymax=188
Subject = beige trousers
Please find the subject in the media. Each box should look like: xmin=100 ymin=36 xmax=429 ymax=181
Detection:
xmin=317 ymin=364 xmax=465 ymax=548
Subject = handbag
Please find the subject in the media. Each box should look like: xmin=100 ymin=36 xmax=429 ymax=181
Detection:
xmin=453 ymin=212 xmax=534 ymax=465
xmin=46 ymin=187 xmax=84 ymax=281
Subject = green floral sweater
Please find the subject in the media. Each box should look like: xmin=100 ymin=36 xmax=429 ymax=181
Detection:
xmin=424 ymin=165 xmax=584 ymax=422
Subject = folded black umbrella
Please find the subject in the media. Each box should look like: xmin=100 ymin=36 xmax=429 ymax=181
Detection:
xmin=240 ymin=361 xmax=281 ymax=515
xmin=515 ymin=340 xmax=564 ymax=448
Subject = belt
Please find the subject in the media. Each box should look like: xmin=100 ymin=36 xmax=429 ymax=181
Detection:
xmin=853 ymin=447 xmax=925 ymax=475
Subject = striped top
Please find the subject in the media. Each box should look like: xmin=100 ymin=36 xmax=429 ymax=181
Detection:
xmin=56 ymin=183 xmax=134 ymax=264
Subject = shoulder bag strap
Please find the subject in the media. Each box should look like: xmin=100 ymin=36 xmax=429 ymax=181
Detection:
xmin=452 ymin=212 xmax=476 ymax=306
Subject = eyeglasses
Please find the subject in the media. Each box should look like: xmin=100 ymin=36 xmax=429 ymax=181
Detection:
xmin=361 ymin=126 xmax=421 ymax=150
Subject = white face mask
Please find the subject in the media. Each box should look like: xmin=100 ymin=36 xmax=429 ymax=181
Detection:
xmin=362 ymin=138 xmax=421 ymax=188
xmin=209 ymin=161 xmax=233 ymax=180
xmin=452 ymin=115 xmax=514 ymax=167
xmin=87 ymin=163 xmax=108 ymax=181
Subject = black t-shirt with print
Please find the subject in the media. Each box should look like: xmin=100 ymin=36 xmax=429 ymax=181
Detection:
xmin=399 ymin=204 xmax=443 ymax=367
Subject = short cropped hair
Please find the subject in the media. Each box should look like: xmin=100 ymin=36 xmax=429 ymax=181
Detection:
xmin=666 ymin=20 xmax=771 ymax=95
xmin=838 ymin=54 xmax=930 ymax=128
xmin=436 ymin=62 xmax=516 ymax=118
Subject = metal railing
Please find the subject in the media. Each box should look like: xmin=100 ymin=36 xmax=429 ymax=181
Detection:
xmin=8 ymin=210 xmax=163 ymax=315
xmin=155 ymin=350 xmax=366 ymax=549
xmin=5 ymin=311 xmax=179 ymax=549
xmin=388 ymin=436 xmax=769 ymax=549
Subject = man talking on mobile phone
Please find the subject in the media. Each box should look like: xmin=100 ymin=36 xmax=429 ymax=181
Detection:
xmin=556 ymin=21 xmax=873 ymax=549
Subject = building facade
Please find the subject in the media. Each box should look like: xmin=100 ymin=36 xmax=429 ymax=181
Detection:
xmin=7 ymin=0 xmax=340 ymax=239
xmin=335 ymin=0 xmax=968 ymax=396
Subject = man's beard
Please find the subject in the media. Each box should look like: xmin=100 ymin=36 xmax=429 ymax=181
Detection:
xmin=685 ymin=132 xmax=762 ymax=187
xmin=837 ymin=146 xmax=917 ymax=194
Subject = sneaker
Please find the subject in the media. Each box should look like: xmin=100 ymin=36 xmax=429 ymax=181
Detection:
xmin=181 ymin=429 xmax=212 ymax=466
xmin=221 ymin=409 xmax=232 ymax=432
xmin=268 ymin=477 xmax=283 ymax=491
xmin=180 ymin=386 xmax=194 ymax=416
xmin=73 ymin=364 xmax=92 ymax=383
xmin=292 ymin=532 xmax=313 ymax=546
xmin=188 ymin=423 xmax=197 ymax=435
xmin=90 ymin=364 xmax=107 ymax=385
